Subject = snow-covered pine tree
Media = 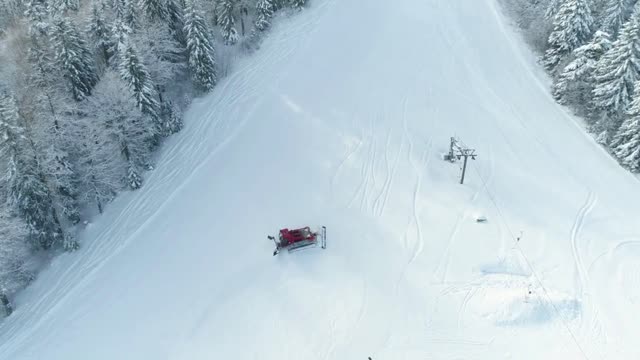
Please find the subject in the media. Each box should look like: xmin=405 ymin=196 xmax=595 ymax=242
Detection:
xmin=255 ymin=0 xmax=275 ymax=31
xmin=160 ymin=101 xmax=183 ymax=135
xmin=23 ymin=0 xmax=50 ymax=35
xmin=139 ymin=0 xmax=168 ymax=20
xmin=592 ymin=10 xmax=640 ymax=118
xmin=110 ymin=19 xmax=132 ymax=58
xmin=0 ymin=207 xmax=31 ymax=316
xmin=0 ymin=291 xmax=11 ymax=318
xmin=0 ymin=94 xmax=64 ymax=249
xmin=553 ymin=30 xmax=612 ymax=104
xmin=111 ymin=0 xmax=126 ymax=19
xmin=21 ymin=34 xmax=82 ymax=226
xmin=218 ymin=0 xmax=239 ymax=45
xmin=127 ymin=165 xmax=143 ymax=189
xmin=601 ymin=0 xmax=633 ymax=37
xmin=184 ymin=0 xmax=217 ymax=90
xmin=50 ymin=0 xmax=80 ymax=14
xmin=87 ymin=0 xmax=113 ymax=69
xmin=124 ymin=0 xmax=140 ymax=31
xmin=26 ymin=34 xmax=60 ymax=104
xmin=118 ymin=40 xmax=161 ymax=124
xmin=51 ymin=16 xmax=99 ymax=101
xmin=545 ymin=0 xmax=562 ymax=21
xmin=289 ymin=0 xmax=305 ymax=10
xmin=543 ymin=0 xmax=594 ymax=71
xmin=591 ymin=10 xmax=640 ymax=143
xmin=276 ymin=0 xmax=289 ymax=11
xmin=166 ymin=0 xmax=186 ymax=46
xmin=611 ymin=80 xmax=640 ymax=171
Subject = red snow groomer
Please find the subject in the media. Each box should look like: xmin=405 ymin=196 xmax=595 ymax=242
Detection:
xmin=268 ymin=226 xmax=326 ymax=256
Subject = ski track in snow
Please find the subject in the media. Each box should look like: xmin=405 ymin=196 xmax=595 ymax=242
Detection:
xmin=347 ymin=116 xmax=374 ymax=211
xmin=331 ymin=135 xmax=364 ymax=192
xmin=407 ymin=145 xmax=432 ymax=266
xmin=363 ymin=117 xmax=378 ymax=213
xmin=372 ymin=119 xmax=394 ymax=217
xmin=571 ymin=190 xmax=597 ymax=295
xmin=377 ymin=136 xmax=404 ymax=217
xmin=457 ymin=286 xmax=481 ymax=333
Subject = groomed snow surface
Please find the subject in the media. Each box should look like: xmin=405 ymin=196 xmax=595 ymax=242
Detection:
xmin=1 ymin=0 xmax=639 ymax=359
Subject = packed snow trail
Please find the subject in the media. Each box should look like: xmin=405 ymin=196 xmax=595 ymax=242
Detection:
xmin=1 ymin=0 xmax=640 ymax=359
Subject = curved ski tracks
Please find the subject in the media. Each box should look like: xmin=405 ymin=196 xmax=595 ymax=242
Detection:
xmin=571 ymin=190 xmax=597 ymax=295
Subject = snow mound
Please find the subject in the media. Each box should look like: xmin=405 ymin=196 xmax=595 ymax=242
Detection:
xmin=484 ymin=285 xmax=580 ymax=326
xmin=474 ymin=274 xmax=581 ymax=326
xmin=478 ymin=250 xmax=531 ymax=277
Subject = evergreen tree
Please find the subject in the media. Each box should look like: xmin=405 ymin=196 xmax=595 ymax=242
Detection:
xmin=160 ymin=101 xmax=183 ymax=135
xmin=23 ymin=35 xmax=81 ymax=226
xmin=124 ymin=0 xmax=140 ymax=31
xmin=111 ymin=0 xmax=126 ymax=19
xmin=554 ymin=30 xmax=612 ymax=104
xmin=23 ymin=0 xmax=50 ymax=35
xmin=184 ymin=0 xmax=217 ymax=90
xmin=0 ymin=291 xmax=12 ymax=318
xmin=87 ymin=0 xmax=113 ymax=68
xmin=0 ymin=207 xmax=32 ymax=315
xmin=127 ymin=166 xmax=143 ymax=189
xmin=50 ymin=0 xmax=79 ymax=13
xmin=272 ymin=0 xmax=286 ymax=11
xmin=111 ymin=19 xmax=132 ymax=58
xmin=289 ymin=0 xmax=305 ymax=9
xmin=51 ymin=16 xmax=99 ymax=101
xmin=545 ymin=0 xmax=562 ymax=21
xmin=118 ymin=40 xmax=161 ymax=124
xmin=26 ymin=34 xmax=60 ymax=100
xmin=218 ymin=0 xmax=239 ymax=45
xmin=255 ymin=0 xmax=275 ymax=31
xmin=611 ymin=81 xmax=640 ymax=171
xmin=166 ymin=0 xmax=186 ymax=46
xmin=601 ymin=0 xmax=633 ymax=37
xmin=592 ymin=12 xmax=640 ymax=117
xmin=139 ymin=0 xmax=168 ymax=20
xmin=0 ymin=94 xmax=64 ymax=249
xmin=544 ymin=0 xmax=594 ymax=71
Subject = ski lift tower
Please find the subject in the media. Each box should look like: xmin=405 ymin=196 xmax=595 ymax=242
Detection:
xmin=456 ymin=148 xmax=477 ymax=184
xmin=444 ymin=136 xmax=477 ymax=184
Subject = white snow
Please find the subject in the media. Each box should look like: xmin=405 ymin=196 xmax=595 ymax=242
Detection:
xmin=1 ymin=0 xmax=640 ymax=359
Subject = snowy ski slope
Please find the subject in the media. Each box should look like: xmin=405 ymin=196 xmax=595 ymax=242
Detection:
xmin=1 ymin=0 xmax=639 ymax=359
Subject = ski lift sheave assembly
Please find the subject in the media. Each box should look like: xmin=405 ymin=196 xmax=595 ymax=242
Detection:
xmin=268 ymin=226 xmax=326 ymax=256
